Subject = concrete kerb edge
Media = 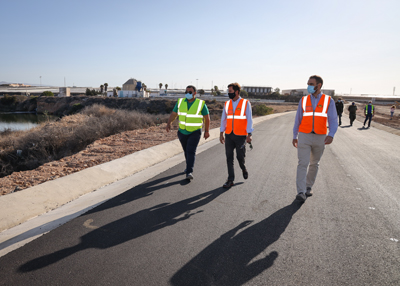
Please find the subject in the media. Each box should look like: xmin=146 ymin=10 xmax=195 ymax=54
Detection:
xmin=0 ymin=111 xmax=290 ymax=232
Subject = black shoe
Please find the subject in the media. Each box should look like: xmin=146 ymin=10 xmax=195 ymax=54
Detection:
xmin=243 ymin=169 xmax=248 ymax=180
xmin=223 ymin=180 xmax=234 ymax=188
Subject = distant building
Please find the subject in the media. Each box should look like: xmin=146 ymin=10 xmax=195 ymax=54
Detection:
xmin=58 ymin=87 xmax=70 ymax=97
xmin=242 ymin=86 xmax=272 ymax=95
xmin=118 ymin=78 xmax=149 ymax=98
xmin=282 ymin=89 xmax=335 ymax=97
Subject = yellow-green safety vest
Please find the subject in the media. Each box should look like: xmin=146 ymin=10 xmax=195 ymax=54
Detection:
xmin=365 ymin=104 xmax=374 ymax=114
xmin=178 ymin=98 xmax=205 ymax=132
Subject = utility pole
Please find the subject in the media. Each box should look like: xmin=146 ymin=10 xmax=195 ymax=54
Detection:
xmin=196 ymin=79 xmax=198 ymax=91
xmin=40 ymin=76 xmax=42 ymax=87
xmin=394 ymin=87 xmax=396 ymax=96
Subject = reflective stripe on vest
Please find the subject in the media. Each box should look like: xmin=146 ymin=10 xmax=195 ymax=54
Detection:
xmin=225 ymin=98 xmax=248 ymax=136
xmin=178 ymin=98 xmax=204 ymax=131
xmin=298 ymin=94 xmax=331 ymax=135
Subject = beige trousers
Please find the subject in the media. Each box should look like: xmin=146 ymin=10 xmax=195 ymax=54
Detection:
xmin=296 ymin=132 xmax=326 ymax=194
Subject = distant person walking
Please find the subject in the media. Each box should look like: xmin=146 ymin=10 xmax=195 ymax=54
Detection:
xmin=292 ymin=75 xmax=338 ymax=202
xmin=363 ymin=101 xmax=375 ymax=128
xmin=390 ymin=105 xmax=396 ymax=120
xmin=348 ymin=102 xmax=358 ymax=126
xmin=335 ymin=97 xmax=344 ymax=126
xmin=166 ymin=85 xmax=210 ymax=180
xmin=220 ymin=82 xmax=253 ymax=188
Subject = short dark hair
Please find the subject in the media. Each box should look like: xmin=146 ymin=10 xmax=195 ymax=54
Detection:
xmin=309 ymin=75 xmax=323 ymax=87
xmin=186 ymin=85 xmax=196 ymax=92
xmin=228 ymin=82 xmax=241 ymax=92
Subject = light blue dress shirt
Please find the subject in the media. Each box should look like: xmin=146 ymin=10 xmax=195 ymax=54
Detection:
xmin=220 ymin=97 xmax=254 ymax=134
xmin=293 ymin=93 xmax=338 ymax=139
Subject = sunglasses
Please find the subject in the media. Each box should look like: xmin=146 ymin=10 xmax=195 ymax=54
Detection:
xmin=185 ymin=91 xmax=193 ymax=94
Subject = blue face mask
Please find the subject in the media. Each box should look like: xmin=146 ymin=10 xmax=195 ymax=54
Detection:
xmin=307 ymin=85 xmax=316 ymax=94
xmin=185 ymin=93 xmax=193 ymax=100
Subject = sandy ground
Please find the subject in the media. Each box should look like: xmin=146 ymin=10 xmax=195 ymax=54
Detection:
xmin=1 ymin=103 xmax=397 ymax=196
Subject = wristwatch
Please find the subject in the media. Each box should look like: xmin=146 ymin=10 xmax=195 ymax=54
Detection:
xmin=248 ymin=133 xmax=252 ymax=136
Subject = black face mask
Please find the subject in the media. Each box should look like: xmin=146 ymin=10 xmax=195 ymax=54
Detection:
xmin=228 ymin=92 xmax=236 ymax=99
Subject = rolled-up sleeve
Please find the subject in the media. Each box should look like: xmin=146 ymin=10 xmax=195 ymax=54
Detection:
xmin=327 ymin=98 xmax=338 ymax=138
xmin=246 ymin=101 xmax=254 ymax=133
xmin=293 ymin=101 xmax=303 ymax=139
xmin=220 ymin=105 xmax=227 ymax=132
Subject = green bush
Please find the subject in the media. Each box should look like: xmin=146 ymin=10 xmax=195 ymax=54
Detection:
xmin=42 ymin=91 xmax=54 ymax=97
xmin=70 ymin=103 xmax=84 ymax=114
xmin=253 ymin=104 xmax=273 ymax=116
xmin=0 ymin=94 xmax=17 ymax=105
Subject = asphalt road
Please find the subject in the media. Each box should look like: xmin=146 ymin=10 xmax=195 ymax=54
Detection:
xmin=0 ymin=113 xmax=399 ymax=286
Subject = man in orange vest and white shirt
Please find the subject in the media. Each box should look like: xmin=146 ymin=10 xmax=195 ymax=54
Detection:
xmin=220 ymin=82 xmax=253 ymax=188
xmin=292 ymin=75 xmax=338 ymax=202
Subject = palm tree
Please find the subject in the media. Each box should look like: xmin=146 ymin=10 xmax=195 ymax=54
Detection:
xmin=115 ymin=86 xmax=121 ymax=91
xmin=159 ymin=83 xmax=163 ymax=89
xmin=142 ymin=84 xmax=147 ymax=91
xmin=100 ymin=85 xmax=104 ymax=93
xmin=165 ymin=84 xmax=168 ymax=90
xmin=104 ymin=83 xmax=108 ymax=92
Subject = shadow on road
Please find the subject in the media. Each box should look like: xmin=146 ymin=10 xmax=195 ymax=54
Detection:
xmin=18 ymin=187 xmax=227 ymax=273
xmin=86 ymin=171 xmax=189 ymax=214
xmin=170 ymin=200 xmax=302 ymax=286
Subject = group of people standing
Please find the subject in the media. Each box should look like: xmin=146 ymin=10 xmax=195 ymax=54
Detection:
xmin=165 ymin=75 xmax=396 ymax=202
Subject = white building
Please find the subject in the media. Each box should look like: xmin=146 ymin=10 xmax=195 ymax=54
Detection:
xmin=118 ymin=78 xmax=149 ymax=98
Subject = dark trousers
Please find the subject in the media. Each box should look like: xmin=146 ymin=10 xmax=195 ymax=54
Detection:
xmin=349 ymin=114 xmax=356 ymax=125
xmin=225 ymin=133 xmax=247 ymax=181
xmin=178 ymin=130 xmax=201 ymax=175
xmin=337 ymin=113 xmax=342 ymax=125
xmin=364 ymin=114 xmax=373 ymax=127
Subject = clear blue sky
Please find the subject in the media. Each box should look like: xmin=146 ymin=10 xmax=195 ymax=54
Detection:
xmin=1 ymin=0 xmax=399 ymax=95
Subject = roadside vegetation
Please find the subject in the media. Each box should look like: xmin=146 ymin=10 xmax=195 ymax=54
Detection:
xmin=0 ymin=105 xmax=169 ymax=178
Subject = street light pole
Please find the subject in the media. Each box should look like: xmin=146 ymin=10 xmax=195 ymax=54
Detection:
xmin=40 ymin=76 xmax=42 ymax=87
xmin=196 ymin=79 xmax=198 ymax=91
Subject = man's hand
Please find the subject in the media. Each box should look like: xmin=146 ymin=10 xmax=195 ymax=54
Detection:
xmin=166 ymin=123 xmax=171 ymax=132
xmin=204 ymin=131 xmax=210 ymax=140
xmin=246 ymin=134 xmax=252 ymax=144
xmin=324 ymin=136 xmax=333 ymax=145
xmin=220 ymin=133 xmax=225 ymax=144
xmin=292 ymin=139 xmax=298 ymax=148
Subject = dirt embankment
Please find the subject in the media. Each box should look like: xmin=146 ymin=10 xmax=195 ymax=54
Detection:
xmin=0 ymin=103 xmax=298 ymax=196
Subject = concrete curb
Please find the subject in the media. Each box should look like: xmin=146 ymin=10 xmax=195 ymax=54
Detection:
xmin=0 ymin=112 xmax=288 ymax=232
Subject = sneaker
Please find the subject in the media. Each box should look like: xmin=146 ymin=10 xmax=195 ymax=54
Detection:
xmin=186 ymin=173 xmax=193 ymax=180
xmin=223 ymin=180 xmax=234 ymax=188
xmin=296 ymin=192 xmax=306 ymax=202
xmin=243 ymin=169 xmax=248 ymax=180
xmin=306 ymin=187 xmax=313 ymax=197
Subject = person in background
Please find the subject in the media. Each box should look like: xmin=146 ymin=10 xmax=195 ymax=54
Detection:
xmin=390 ymin=105 xmax=396 ymax=120
xmin=363 ymin=101 xmax=375 ymax=128
xmin=292 ymin=75 xmax=338 ymax=202
xmin=335 ymin=97 xmax=344 ymax=126
xmin=348 ymin=102 xmax=358 ymax=126
xmin=166 ymin=85 xmax=210 ymax=180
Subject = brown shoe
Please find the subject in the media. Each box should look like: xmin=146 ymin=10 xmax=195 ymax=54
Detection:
xmin=223 ymin=180 xmax=234 ymax=188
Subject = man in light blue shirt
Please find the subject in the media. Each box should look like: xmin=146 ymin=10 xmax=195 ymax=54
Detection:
xmin=292 ymin=75 xmax=338 ymax=202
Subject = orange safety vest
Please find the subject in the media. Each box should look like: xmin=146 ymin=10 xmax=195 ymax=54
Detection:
xmin=299 ymin=94 xmax=331 ymax=134
xmin=225 ymin=98 xmax=248 ymax=136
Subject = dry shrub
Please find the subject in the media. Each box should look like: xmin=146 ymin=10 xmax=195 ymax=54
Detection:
xmin=0 ymin=106 xmax=168 ymax=178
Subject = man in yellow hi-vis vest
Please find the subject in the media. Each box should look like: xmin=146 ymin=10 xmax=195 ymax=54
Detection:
xmin=292 ymin=75 xmax=338 ymax=202
xmin=166 ymin=85 xmax=210 ymax=180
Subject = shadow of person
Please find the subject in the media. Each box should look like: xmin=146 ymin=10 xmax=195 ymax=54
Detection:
xmin=170 ymin=200 xmax=302 ymax=286
xmin=18 ymin=187 xmax=228 ymax=273
xmin=86 ymin=171 xmax=190 ymax=215
xmin=340 ymin=125 xmax=352 ymax=128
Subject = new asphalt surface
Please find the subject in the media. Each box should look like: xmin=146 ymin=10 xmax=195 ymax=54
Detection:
xmin=0 ymin=112 xmax=399 ymax=285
